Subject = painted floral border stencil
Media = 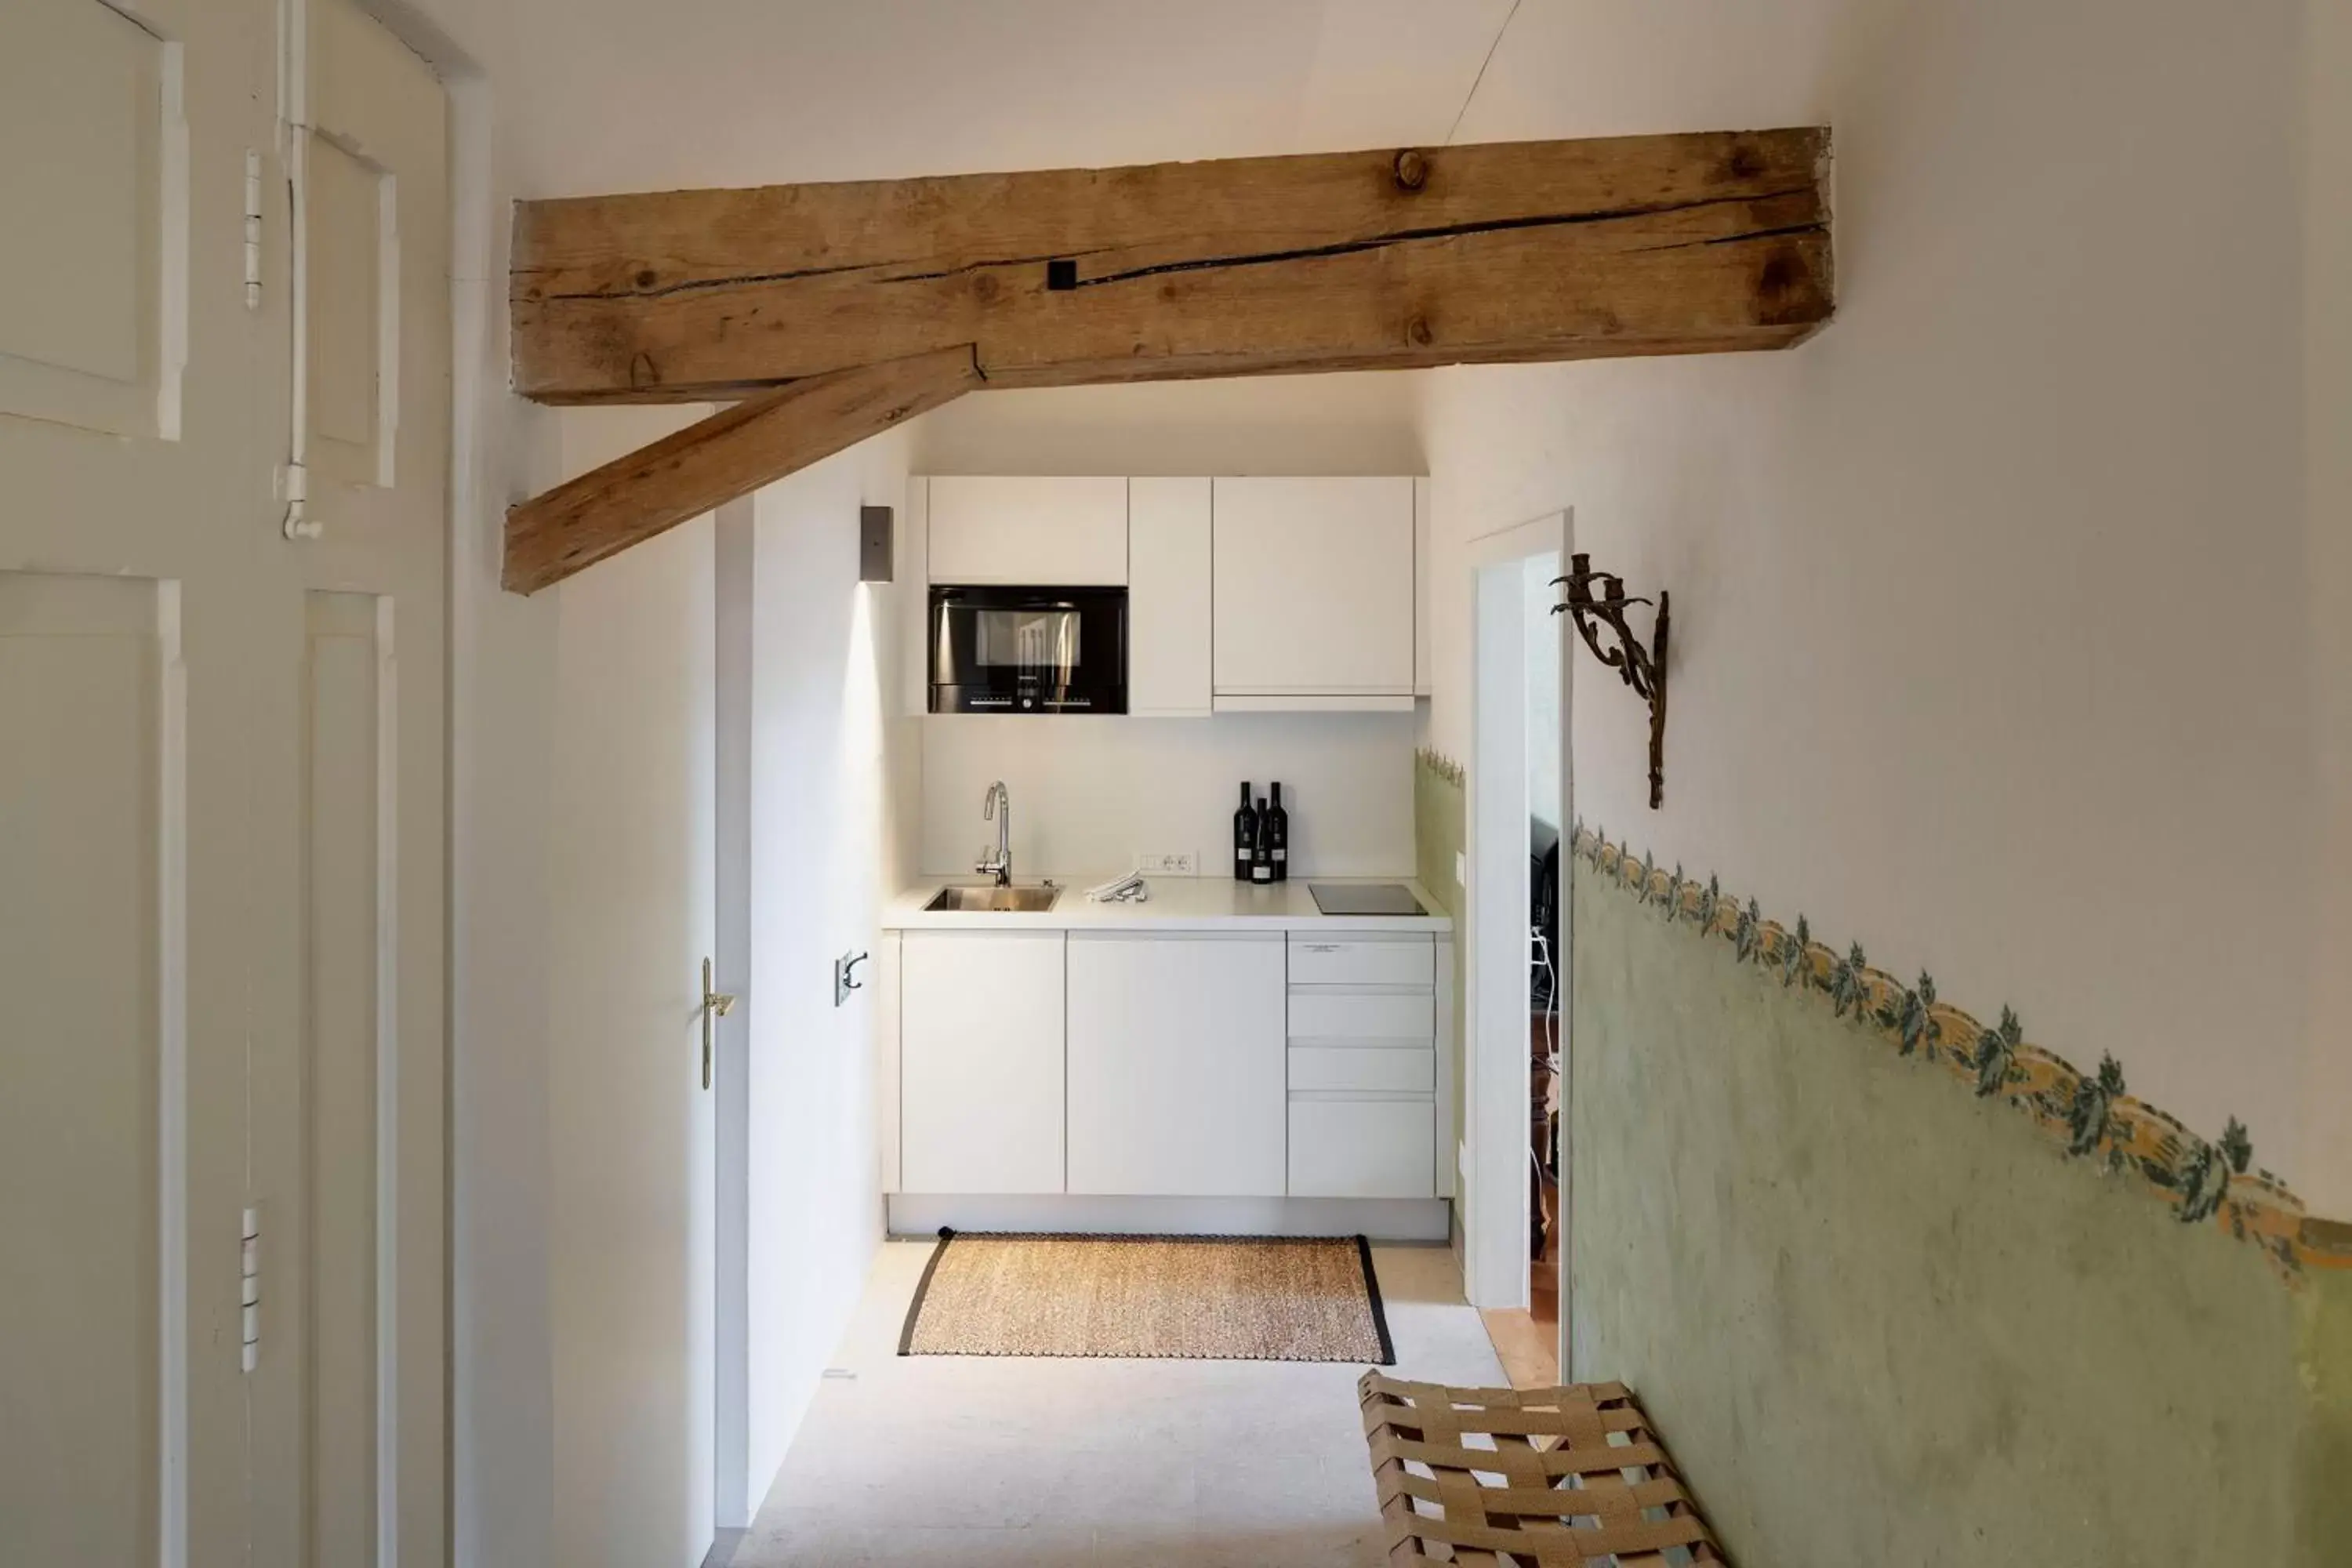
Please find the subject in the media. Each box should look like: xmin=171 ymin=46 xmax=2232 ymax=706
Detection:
xmin=1572 ymin=822 xmax=2352 ymax=1283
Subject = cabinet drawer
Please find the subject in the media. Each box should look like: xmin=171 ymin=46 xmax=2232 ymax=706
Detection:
xmin=1289 ymin=1044 xmax=1433 ymax=1094
xmin=1288 ymin=935 xmax=1433 ymax=987
xmin=1287 ymin=1097 xmax=1436 ymax=1199
xmin=1287 ymin=989 xmax=1432 ymax=1041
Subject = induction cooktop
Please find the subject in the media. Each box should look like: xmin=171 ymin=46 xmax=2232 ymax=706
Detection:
xmin=1308 ymin=882 xmax=1427 ymax=916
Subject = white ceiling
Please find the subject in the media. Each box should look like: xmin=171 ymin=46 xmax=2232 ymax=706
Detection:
xmin=488 ymin=0 xmax=1517 ymax=197
xmin=394 ymin=0 xmax=1866 ymax=199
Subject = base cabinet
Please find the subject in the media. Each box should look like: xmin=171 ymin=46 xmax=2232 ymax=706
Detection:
xmin=1287 ymin=931 xmax=1439 ymax=1199
xmin=900 ymin=930 xmax=1066 ymax=1194
xmin=892 ymin=922 xmax=1443 ymax=1207
xmin=1066 ymin=931 xmax=1286 ymax=1196
xmin=1288 ymin=1097 xmax=1437 ymax=1199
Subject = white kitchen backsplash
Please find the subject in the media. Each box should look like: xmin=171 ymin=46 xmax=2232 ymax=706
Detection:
xmin=918 ymin=711 xmax=1415 ymax=879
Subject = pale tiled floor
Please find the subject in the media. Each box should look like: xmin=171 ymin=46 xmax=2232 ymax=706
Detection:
xmin=732 ymin=1239 xmax=1504 ymax=1566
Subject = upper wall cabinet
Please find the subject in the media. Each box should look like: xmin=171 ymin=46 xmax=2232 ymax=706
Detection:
xmin=927 ymin=476 xmax=1128 ymax=586
xmin=1127 ymin=477 xmax=1213 ymax=717
xmin=1212 ymin=477 xmax=1416 ymax=710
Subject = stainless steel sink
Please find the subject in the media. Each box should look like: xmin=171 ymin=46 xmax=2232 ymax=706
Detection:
xmin=924 ymin=884 xmax=1062 ymax=913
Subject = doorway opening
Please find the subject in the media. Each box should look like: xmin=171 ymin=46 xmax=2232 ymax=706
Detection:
xmin=1465 ymin=510 xmax=1570 ymax=1387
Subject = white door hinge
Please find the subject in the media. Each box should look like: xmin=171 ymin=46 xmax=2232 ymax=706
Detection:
xmin=239 ymin=1207 xmax=260 ymax=1373
xmin=243 ymin=150 xmax=263 ymax=310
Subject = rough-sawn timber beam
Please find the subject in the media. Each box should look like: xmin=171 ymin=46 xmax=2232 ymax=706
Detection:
xmin=502 ymin=346 xmax=979 ymax=594
xmin=503 ymin=128 xmax=1831 ymax=590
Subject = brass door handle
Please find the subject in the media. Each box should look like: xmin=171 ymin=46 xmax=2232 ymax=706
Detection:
xmin=701 ymin=956 xmax=736 ymax=1090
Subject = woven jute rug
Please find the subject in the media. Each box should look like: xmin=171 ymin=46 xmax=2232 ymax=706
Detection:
xmin=897 ymin=1230 xmax=1395 ymax=1363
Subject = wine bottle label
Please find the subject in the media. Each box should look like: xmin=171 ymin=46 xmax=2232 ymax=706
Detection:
xmin=1272 ymin=848 xmax=1287 ymax=862
xmin=1252 ymin=866 xmax=1272 ymax=882
xmin=1236 ymin=845 xmax=1250 ymax=861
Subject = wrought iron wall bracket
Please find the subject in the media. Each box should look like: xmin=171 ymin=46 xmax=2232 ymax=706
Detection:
xmin=1553 ymin=553 xmax=1671 ymax=809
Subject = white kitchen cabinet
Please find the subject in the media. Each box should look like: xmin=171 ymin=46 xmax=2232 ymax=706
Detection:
xmin=927 ymin=476 xmax=1129 ymax=586
xmin=1288 ymin=1044 xmax=1434 ymax=1094
xmin=1211 ymin=477 xmax=1415 ymax=708
xmin=1288 ymin=935 xmax=1436 ymax=988
xmin=1065 ymin=931 xmax=1287 ymax=1196
xmin=1288 ymin=1097 xmax=1437 ymax=1199
xmin=900 ymin=930 xmax=1066 ymax=1193
xmin=1286 ymin=929 xmax=1437 ymax=1200
xmin=1126 ymin=477 xmax=1213 ymax=716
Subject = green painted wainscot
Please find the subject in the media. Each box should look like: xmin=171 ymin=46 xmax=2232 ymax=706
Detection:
xmin=1565 ymin=825 xmax=2351 ymax=1566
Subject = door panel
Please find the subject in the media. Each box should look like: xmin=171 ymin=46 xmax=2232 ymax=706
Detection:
xmin=0 ymin=0 xmax=180 ymax=437
xmin=0 ymin=2 xmax=275 ymax=1563
xmin=245 ymin=2 xmax=451 ymax=1563
xmin=301 ymin=592 xmax=386 ymax=1565
xmin=543 ymin=405 xmax=719 ymax=1568
xmin=0 ymin=572 xmax=174 ymax=1565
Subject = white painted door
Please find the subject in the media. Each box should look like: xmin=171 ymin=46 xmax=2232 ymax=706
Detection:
xmin=252 ymin=4 xmax=452 ymax=1563
xmin=541 ymin=407 xmax=721 ymax=1568
xmin=1211 ymin=477 xmax=1415 ymax=704
xmin=0 ymin=2 xmax=449 ymax=1565
xmin=901 ymin=931 xmax=1066 ymax=1193
xmin=1066 ymin=932 xmax=1287 ymax=1196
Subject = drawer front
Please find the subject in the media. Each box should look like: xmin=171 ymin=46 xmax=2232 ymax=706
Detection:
xmin=1288 ymin=935 xmax=1434 ymax=988
xmin=1287 ymin=989 xmax=1433 ymax=1042
xmin=1289 ymin=1044 xmax=1433 ymax=1094
xmin=1287 ymin=1097 xmax=1436 ymax=1199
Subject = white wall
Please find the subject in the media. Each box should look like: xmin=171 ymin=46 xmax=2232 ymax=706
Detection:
xmin=1419 ymin=0 xmax=2348 ymax=1210
xmin=740 ymin=432 xmax=915 ymax=1508
xmin=920 ymin=713 xmax=1414 ymax=880
xmin=912 ymin=375 xmax=1425 ymax=478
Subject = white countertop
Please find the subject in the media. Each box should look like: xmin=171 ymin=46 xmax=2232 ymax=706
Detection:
xmin=880 ymin=875 xmax=1453 ymax=933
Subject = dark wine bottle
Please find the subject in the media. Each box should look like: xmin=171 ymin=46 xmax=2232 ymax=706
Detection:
xmin=1267 ymin=782 xmax=1289 ymax=883
xmin=1251 ymin=797 xmax=1275 ymax=884
xmin=1233 ymin=782 xmax=1257 ymax=882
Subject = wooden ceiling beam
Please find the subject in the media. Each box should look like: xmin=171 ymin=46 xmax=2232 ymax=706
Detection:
xmin=510 ymin=128 xmax=1832 ymax=405
xmin=502 ymin=346 xmax=978 ymax=594
xmin=500 ymin=129 xmax=1832 ymax=589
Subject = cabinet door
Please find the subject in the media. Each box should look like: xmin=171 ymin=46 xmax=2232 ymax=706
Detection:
xmin=1127 ymin=477 xmax=1212 ymax=715
xmin=900 ymin=931 xmax=1066 ymax=1193
xmin=1211 ymin=477 xmax=1414 ymax=701
xmin=927 ymin=476 xmax=1128 ymax=585
xmin=1066 ymin=932 xmax=1287 ymax=1196
xmin=1288 ymin=1097 xmax=1436 ymax=1198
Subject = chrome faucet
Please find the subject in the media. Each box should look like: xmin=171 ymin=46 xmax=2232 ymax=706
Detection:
xmin=977 ymin=781 xmax=1012 ymax=885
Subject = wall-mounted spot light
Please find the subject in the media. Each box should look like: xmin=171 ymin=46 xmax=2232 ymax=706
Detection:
xmin=859 ymin=505 xmax=894 ymax=583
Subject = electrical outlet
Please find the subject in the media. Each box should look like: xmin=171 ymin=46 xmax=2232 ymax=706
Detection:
xmin=1134 ymin=851 xmax=1197 ymax=877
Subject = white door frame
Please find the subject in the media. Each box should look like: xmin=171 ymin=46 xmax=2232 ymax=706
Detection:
xmin=1463 ymin=508 xmax=1571 ymax=1314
